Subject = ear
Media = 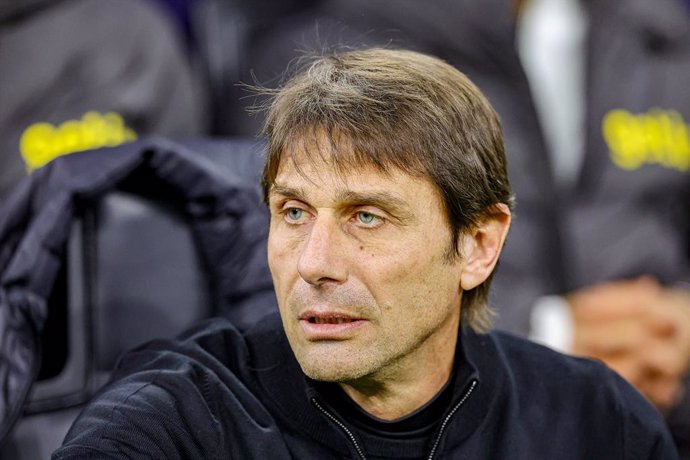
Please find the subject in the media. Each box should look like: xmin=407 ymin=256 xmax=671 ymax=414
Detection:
xmin=459 ymin=204 xmax=511 ymax=291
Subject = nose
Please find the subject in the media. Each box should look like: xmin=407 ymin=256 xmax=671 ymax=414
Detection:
xmin=297 ymin=217 xmax=348 ymax=286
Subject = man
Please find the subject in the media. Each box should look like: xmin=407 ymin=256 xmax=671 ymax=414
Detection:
xmin=53 ymin=48 xmax=676 ymax=459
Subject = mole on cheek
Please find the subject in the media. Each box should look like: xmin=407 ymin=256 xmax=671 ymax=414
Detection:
xmin=359 ymin=245 xmax=375 ymax=258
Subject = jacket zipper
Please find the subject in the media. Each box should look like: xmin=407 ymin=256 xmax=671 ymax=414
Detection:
xmin=427 ymin=379 xmax=477 ymax=460
xmin=312 ymin=397 xmax=367 ymax=459
xmin=311 ymin=378 xmax=477 ymax=460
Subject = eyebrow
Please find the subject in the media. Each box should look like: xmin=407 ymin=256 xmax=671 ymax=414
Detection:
xmin=269 ymin=185 xmax=307 ymax=202
xmin=336 ymin=190 xmax=410 ymax=217
xmin=269 ymin=184 xmax=413 ymax=220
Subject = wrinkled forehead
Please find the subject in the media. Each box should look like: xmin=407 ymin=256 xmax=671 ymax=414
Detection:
xmin=268 ymin=126 xmax=428 ymax=190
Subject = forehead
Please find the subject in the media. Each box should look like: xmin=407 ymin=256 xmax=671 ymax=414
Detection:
xmin=270 ymin=144 xmax=444 ymax=210
xmin=271 ymin=126 xmax=430 ymax=182
xmin=265 ymin=130 xmax=453 ymax=220
xmin=273 ymin=147 xmax=410 ymax=193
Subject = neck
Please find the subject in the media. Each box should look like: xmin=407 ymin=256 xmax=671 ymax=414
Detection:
xmin=339 ymin=315 xmax=460 ymax=420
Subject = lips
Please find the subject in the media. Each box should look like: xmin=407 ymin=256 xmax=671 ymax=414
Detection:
xmin=298 ymin=311 xmax=367 ymax=339
xmin=301 ymin=313 xmax=358 ymax=324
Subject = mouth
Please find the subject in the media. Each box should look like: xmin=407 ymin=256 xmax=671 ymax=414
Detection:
xmin=301 ymin=314 xmax=359 ymax=325
xmin=298 ymin=311 xmax=367 ymax=339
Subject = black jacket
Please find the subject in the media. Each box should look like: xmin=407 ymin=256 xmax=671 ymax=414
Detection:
xmin=54 ymin=312 xmax=677 ymax=459
xmin=0 ymin=137 xmax=277 ymax=443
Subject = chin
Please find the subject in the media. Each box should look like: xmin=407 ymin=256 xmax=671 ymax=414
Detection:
xmin=300 ymin=366 xmax=346 ymax=383
xmin=296 ymin=352 xmax=370 ymax=383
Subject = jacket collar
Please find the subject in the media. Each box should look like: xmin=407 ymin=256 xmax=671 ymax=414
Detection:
xmin=247 ymin=313 xmax=504 ymax=456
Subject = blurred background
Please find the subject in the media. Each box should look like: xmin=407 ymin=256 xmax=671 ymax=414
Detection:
xmin=0 ymin=0 xmax=689 ymax=457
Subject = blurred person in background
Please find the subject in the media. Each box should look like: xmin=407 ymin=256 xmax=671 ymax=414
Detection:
xmin=0 ymin=0 xmax=208 ymax=201
xmin=516 ymin=0 xmax=690 ymax=455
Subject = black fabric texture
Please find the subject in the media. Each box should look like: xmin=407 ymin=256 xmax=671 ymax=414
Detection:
xmin=0 ymin=137 xmax=277 ymax=444
xmin=53 ymin=312 xmax=678 ymax=459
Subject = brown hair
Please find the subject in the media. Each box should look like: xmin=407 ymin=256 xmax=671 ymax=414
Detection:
xmin=260 ymin=48 xmax=513 ymax=332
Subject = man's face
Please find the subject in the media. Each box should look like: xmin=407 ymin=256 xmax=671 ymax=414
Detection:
xmin=267 ymin=140 xmax=467 ymax=384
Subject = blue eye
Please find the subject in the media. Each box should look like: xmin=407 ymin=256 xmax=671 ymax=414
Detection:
xmin=286 ymin=208 xmax=304 ymax=221
xmin=357 ymin=212 xmax=377 ymax=225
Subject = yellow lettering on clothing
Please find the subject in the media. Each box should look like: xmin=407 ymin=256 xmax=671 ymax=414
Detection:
xmin=602 ymin=109 xmax=690 ymax=172
xmin=20 ymin=112 xmax=137 ymax=171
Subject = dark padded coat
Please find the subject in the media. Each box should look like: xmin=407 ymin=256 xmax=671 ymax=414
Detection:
xmin=53 ymin=312 xmax=677 ymax=459
xmin=0 ymin=137 xmax=277 ymax=443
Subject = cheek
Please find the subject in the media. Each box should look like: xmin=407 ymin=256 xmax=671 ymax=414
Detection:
xmin=266 ymin=236 xmax=282 ymax=271
xmin=363 ymin=254 xmax=427 ymax=303
xmin=267 ymin=230 xmax=301 ymax=290
xmin=268 ymin=223 xmax=303 ymax=264
xmin=370 ymin=246 xmax=460 ymax=312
